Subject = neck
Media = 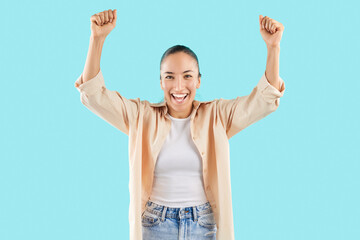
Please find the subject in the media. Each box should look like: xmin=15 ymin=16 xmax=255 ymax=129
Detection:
xmin=167 ymin=102 xmax=193 ymax=119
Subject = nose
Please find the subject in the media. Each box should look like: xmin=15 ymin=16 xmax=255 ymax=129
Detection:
xmin=175 ymin=76 xmax=184 ymax=90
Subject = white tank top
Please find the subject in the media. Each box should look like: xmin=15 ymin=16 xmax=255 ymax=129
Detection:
xmin=149 ymin=113 xmax=208 ymax=207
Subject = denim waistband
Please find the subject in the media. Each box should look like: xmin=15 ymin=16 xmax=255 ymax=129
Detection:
xmin=143 ymin=200 xmax=213 ymax=221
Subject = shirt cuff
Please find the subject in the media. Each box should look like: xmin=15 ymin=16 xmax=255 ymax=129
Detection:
xmin=74 ymin=69 xmax=105 ymax=96
xmin=257 ymin=72 xmax=286 ymax=104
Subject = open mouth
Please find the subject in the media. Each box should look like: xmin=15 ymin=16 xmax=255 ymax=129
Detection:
xmin=171 ymin=93 xmax=188 ymax=103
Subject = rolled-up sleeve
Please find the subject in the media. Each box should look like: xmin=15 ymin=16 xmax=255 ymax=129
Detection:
xmin=74 ymin=69 xmax=140 ymax=136
xmin=217 ymin=72 xmax=286 ymax=139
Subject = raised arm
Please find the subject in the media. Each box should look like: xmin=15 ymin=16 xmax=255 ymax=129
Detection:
xmin=75 ymin=9 xmax=117 ymax=86
xmin=80 ymin=36 xmax=105 ymax=84
xmin=74 ymin=9 xmax=140 ymax=136
xmin=216 ymin=15 xmax=286 ymax=140
xmin=259 ymin=15 xmax=285 ymax=91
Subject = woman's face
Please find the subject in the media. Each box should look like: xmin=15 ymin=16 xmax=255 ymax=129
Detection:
xmin=160 ymin=52 xmax=201 ymax=119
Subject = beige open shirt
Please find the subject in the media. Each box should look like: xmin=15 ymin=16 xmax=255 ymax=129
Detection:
xmin=74 ymin=69 xmax=285 ymax=240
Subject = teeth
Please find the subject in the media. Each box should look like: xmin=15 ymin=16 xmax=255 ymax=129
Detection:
xmin=172 ymin=94 xmax=187 ymax=97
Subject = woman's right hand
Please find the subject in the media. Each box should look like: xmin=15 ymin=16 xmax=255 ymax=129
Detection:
xmin=90 ymin=9 xmax=117 ymax=39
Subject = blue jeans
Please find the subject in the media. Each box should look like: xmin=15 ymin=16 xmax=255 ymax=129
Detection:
xmin=142 ymin=200 xmax=217 ymax=240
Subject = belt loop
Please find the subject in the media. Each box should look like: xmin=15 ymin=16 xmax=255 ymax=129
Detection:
xmin=193 ymin=206 xmax=197 ymax=222
xmin=161 ymin=206 xmax=167 ymax=222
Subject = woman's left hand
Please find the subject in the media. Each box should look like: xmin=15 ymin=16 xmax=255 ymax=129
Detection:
xmin=259 ymin=15 xmax=284 ymax=48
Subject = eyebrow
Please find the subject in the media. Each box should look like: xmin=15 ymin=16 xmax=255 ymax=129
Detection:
xmin=164 ymin=70 xmax=194 ymax=74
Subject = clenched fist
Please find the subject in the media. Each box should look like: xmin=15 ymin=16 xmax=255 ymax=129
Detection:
xmin=90 ymin=9 xmax=117 ymax=39
xmin=259 ymin=15 xmax=284 ymax=48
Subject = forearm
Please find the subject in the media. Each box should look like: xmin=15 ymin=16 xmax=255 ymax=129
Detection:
xmin=265 ymin=45 xmax=281 ymax=91
xmin=82 ymin=36 xmax=106 ymax=83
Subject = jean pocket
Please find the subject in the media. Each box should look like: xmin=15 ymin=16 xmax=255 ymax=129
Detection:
xmin=197 ymin=212 xmax=217 ymax=230
xmin=141 ymin=209 xmax=161 ymax=227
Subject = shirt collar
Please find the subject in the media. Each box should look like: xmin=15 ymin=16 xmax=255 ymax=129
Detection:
xmin=149 ymin=98 xmax=216 ymax=116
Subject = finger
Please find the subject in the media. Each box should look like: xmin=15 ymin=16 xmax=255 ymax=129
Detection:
xmin=92 ymin=15 xmax=101 ymax=26
xmin=273 ymin=23 xmax=279 ymax=32
xmin=270 ymin=23 xmax=274 ymax=33
xmin=268 ymin=19 xmax=273 ymax=32
xmin=259 ymin=15 xmax=261 ymax=28
xmin=263 ymin=16 xmax=268 ymax=30
xmin=91 ymin=15 xmax=98 ymax=26
xmin=104 ymin=10 xmax=109 ymax=24
xmin=108 ymin=9 xmax=114 ymax=23
xmin=273 ymin=24 xmax=279 ymax=32
xmin=278 ymin=23 xmax=284 ymax=31
xmin=96 ymin=15 xmax=101 ymax=26
xmin=95 ymin=14 xmax=101 ymax=25
xmin=114 ymin=9 xmax=117 ymax=21
xmin=98 ymin=12 xmax=104 ymax=25
xmin=266 ymin=18 xmax=271 ymax=31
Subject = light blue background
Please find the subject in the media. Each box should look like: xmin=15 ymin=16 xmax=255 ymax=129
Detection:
xmin=1 ymin=0 xmax=359 ymax=239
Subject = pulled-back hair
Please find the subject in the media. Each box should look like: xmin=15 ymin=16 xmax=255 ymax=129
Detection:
xmin=160 ymin=45 xmax=202 ymax=79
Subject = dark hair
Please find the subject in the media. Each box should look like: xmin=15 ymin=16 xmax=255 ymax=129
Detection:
xmin=160 ymin=45 xmax=202 ymax=79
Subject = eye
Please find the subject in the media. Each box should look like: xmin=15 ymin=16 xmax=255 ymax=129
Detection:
xmin=165 ymin=76 xmax=173 ymax=79
xmin=185 ymin=75 xmax=192 ymax=78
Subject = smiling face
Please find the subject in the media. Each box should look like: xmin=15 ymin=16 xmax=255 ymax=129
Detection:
xmin=160 ymin=52 xmax=201 ymax=119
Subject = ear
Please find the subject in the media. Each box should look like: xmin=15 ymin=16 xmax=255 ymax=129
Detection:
xmin=196 ymin=76 xmax=201 ymax=89
xmin=160 ymin=79 xmax=164 ymax=90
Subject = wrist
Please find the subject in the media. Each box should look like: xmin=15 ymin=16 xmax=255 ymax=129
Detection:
xmin=267 ymin=44 xmax=280 ymax=51
xmin=90 ymin=35 xmax=106 ymax=43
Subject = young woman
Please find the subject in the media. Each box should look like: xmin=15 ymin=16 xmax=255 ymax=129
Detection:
xmin=75 ymin=9 xmax=286 ymax=240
